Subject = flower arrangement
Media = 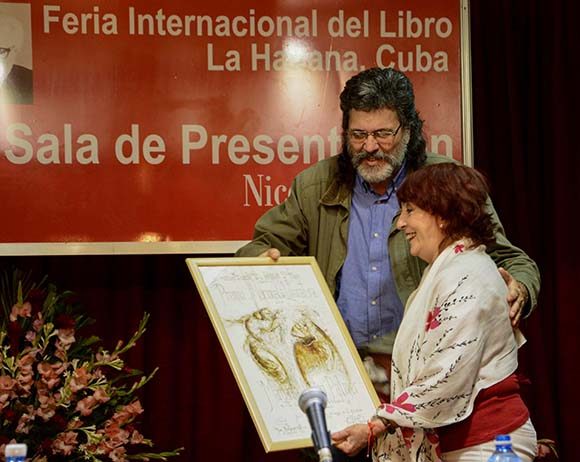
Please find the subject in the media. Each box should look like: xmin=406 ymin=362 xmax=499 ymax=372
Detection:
xmin=0 ymin=269 xmax=182 ymax=461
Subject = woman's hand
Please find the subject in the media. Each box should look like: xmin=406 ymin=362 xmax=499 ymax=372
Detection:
xmin=331 ymin=423 xmax=369 ymax=456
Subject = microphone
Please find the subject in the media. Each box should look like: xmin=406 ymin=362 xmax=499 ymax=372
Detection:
xmin=298 ymin=387 xmax=333 ymax=462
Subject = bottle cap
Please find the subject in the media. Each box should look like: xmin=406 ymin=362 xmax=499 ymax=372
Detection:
xmin=496 ymin=434 xmax=511 ymax=442
xmin=5 ymin=444 xmax=27 ymax=457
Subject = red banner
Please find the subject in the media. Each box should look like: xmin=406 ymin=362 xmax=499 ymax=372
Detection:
xmin=0 ymin=0 xmax=467 ymax=251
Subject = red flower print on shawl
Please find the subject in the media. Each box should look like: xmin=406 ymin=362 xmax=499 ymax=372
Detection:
xmin=425 ymin=306 xmax=441 ymax=331
xmin=401 ymin=427 xmax=414 ymax=448
xmin=454 ymin=244 xmax=465 ymax=253
xmin=426 ymin=431 xmax=442 ymax=457
xmin=380 ymin=392 xmax=417 ymax=414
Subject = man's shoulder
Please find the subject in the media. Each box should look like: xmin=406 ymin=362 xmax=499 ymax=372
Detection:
xmin=423 ymin=153 xmax=457 ymax=166
xmin=295 ymin=155 xmax=340 ymax=184
xmin=290 ymin=156 xmax=344 ymax=203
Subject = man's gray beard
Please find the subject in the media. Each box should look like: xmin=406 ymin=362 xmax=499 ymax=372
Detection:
xmin=349 ymin=129 xmax=410 ymax=185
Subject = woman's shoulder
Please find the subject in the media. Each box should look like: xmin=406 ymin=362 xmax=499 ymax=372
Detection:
xmin=436 ymin=245 xmax=506 ymax=295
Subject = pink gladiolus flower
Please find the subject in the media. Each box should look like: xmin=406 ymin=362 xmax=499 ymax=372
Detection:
xmin=93 ymin=387 xmax=110 ymax=404
xmin=10 ymin=301 xmax=32 ymax=322
xmin=39 ymin=361 xmax=64 ymax=376
xmin=17 ymin=372 xmax=34 ymax=394
xmin=32 ymin=313 xmax=44 ymax=332
xmin=52 ymin=431 xmax=78 ymax=456
xmin=37 ymin=362 xmax=65 ymax=389
xmin=15 ymin=410 xmax=34 ymax=434
xmin=103 ymin=423 xmax=130 ymax=449
xmin=76 ymin=395 xmax=97 ymax=416
xmin=70 ymin=367 xmax=91 ymax=393
xmin=124 ymin=400 xmax=143 ymax=416
xmin=17 ymin=349 xmax=37 ymax=368
xmin=112 ymin=400 xmax=144 ymax=425
xmin=56 ymin=328 xmax=76 ymax=349
xmin=96 ymin=351 xmax=118 ymax=363
xmin=109 ymin=446 xmax=128 ymax=462
xmin=16 ymin=351 xmax=41 ymax=394
xmin=0 ymin=376 xmax=16 ymax=403
xmin=37 ymin=392 xmax=58 ymax=421
xmin=0 ymin=375 xmax=16 ymax=393
xmin=130 ymin=429 xmax=145 ymax=445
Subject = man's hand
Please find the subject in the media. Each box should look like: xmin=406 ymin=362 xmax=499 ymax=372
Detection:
xmin=258 ymin=248 xmax=281 ymax=261
xmin=331 ymin=423 xmax=369 ymax=456
xmin=499 ymin=267 xmax=529 ymax=328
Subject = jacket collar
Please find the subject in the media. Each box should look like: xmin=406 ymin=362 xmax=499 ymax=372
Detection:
xmin=320 ymin=176 xmax=351 ymax=208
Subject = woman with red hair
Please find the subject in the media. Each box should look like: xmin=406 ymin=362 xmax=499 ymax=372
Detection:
xmin=333 ymin=163 xmax=537 ymax=462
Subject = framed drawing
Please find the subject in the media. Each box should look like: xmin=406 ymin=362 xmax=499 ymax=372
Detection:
xmin=186 ymin=256 xmax=380 ymax=452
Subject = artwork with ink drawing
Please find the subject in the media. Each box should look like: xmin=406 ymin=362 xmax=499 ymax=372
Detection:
xmin=187 ymin=257 xmax=379 ymax=451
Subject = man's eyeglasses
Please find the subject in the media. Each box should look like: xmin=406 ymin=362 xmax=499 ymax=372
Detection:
xmin=348 ymin=123 xmax=402 ymax=143
xmin=0 ymin=47 xmax=14 ymax=59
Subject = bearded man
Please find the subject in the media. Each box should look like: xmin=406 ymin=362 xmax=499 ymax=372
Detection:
xmin=235 ymin=67 xmax=539 ymax=419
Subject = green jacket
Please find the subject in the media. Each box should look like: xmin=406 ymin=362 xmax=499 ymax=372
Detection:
xmin=236 ymin=154 xmax=540 ymax=352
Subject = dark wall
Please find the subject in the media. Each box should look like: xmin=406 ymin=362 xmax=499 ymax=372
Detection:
xmin=470 ymin=0 xmax=578 ymax=460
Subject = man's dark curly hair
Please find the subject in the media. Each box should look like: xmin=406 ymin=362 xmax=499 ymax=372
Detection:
xmin=337 ymin=67 xmax=427 ymax=186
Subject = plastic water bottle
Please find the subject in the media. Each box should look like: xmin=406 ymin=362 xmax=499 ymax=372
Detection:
xmin=487 ymin=435 xmax=522 ymax=462
xmin=4 ymin=443 xmax=27 ymax=462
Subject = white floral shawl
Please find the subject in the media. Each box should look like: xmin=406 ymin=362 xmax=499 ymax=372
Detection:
xmin=373 ymin=241 xmax=525 ymax=462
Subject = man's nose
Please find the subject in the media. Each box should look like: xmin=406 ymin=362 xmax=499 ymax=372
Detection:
xmin=363 ymin=135 xmax=380 ymax=152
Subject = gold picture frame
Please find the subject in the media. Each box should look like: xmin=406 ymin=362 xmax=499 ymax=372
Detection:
xmin=186 ymin=256 xmax=380 ymax=452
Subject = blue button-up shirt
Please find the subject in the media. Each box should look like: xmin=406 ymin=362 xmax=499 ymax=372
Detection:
xmin=336 ymin=165 xmax=407 ymax=348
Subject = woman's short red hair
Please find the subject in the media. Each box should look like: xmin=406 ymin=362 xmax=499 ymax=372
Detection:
xmin=396 ymin=162 xmax=496 ymax=247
